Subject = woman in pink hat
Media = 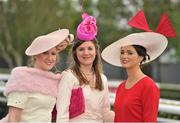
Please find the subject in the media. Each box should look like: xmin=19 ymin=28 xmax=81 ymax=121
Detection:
xmin=56 ymin=13 xmax=114 ymax=122
xmin=0 ymin=29 xmax=74 ymax=122
xmin=101 ymin=10 xmax=176 ymax=122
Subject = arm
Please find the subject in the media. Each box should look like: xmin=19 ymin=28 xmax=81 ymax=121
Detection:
xmin=142 ymin=81 xmax=160 ymax=122
xmin=101 ymin=75 xmax=114 ymax=122
xmin=8 ymin=106 xmax=22 ymax=122
xmin=6 ymin=92 xmax=28 ymax=122
xmin=56 ymin=71 xmax=74 ymax=122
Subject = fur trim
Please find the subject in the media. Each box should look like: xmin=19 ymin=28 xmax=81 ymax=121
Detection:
xmin=4 ymin=67 xmax=61 ymax=97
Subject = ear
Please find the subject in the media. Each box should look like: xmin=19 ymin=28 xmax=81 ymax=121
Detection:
xmin=32 ymin=56 xmax=36 ymax=60
xmin=139 ymin=56 xmax=144 ymax=63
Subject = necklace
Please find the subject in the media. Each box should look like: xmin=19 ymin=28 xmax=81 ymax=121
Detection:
xmin=82 ymin=71 xmax=94 ymax=75
xmin=81 ymin=71 xmax=96 ymax=89
xmin=80 ymin=68 xmax=94 ymax=75
xmin=89 ymin=74 xmax=96 ymax=89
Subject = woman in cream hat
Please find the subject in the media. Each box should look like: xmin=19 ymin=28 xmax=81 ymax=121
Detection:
xmin=102 ymin=10 xmax=176 ymax=122
xmin=1 ymin=29 xmax=74 ymax=122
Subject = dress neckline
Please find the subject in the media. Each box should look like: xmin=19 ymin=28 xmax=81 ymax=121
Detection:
xmin=124 ymin=76 xmax=148 ymax=90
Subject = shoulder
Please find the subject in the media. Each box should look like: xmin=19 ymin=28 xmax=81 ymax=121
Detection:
xmin=101 ymin=73 xmax=107 ymax=82
xmin=100 ymin=73 xmax=110 ymax=87
xmin=141 ymin=76 xmax=158 ymax=87
xmin=61 ymin=69 xmax=76 ymax=79
xmin=117 ymin=80 xmax=125 ymax=89
xmin=141 ymin=76 xmax=159 ymax=92
xmin=8 ymin=67 xmax=30 ymax=80
xmin=7 ymin=92 xmax=28 ymax=98
xmin=11 ymin=66 xmax=28 ymax=74
xmin=60 ymin=69 xmax=78 ymax=84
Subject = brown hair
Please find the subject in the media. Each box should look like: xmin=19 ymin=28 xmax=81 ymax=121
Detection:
xmin=132 ymin=45 xmax=150 ymax=65
xmin=69 ymin=39 xmax=104 ymax=91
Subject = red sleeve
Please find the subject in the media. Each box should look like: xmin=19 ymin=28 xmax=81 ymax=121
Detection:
xmin=142 ymin=81 xmax=160 ymax=122
xmin=114 ymin=82 xmax=125 ymax=122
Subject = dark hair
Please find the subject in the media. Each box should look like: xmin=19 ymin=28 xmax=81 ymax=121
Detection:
xmin=69 ymin=39 xmax=103 ymax=90
xmin=132 ymin=45 xmax=150 ymax=65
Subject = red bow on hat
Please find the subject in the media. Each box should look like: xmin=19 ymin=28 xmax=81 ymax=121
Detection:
xmin=128 ymin=10 xmax=176 ymax=38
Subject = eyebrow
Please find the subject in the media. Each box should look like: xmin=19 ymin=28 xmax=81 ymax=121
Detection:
xmin=121 ymin=49 xmax=134 ymax=51
xmin=79 ymin=46 xmax=94 ymax=48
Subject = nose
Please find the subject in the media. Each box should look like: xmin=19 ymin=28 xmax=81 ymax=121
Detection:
xmin=83 ymin=49 xmax=89 ymax=55
xmin=120 ymin=53 xmax=128 ymax=59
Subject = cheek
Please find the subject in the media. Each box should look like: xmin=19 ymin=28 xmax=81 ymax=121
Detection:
xmin=35 ymin=56 xmax=43 ymax=62
xmin=92 ymin=49 xmax=96 ymax=56
xmin=93 ymin=51 xmax=96 ymax=56
xmin=91 ymin=51 xmax=96 ymax=61
xmin=76 ymin=52 xmax=82 ymax=61
xmin=53 ymin=56 xmax=58 ymax=63
xmin=53 ymin=55 xmax=57 ymax=59
xmin=56 ymin=55 xmax=59 ymax=62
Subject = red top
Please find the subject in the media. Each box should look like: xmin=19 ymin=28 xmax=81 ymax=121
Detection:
xmin=114 ymin=76 xmax=160 ymax=122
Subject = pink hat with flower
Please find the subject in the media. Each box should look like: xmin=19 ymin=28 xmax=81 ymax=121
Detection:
xmin=76 ymin=12 xmax=97 ymax=41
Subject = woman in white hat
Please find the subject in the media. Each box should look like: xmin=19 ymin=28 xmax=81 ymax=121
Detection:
xmin=56 ymin=12 xmax=114 ymax=122
xmin=1 ymin=29 xmax=74 ymax=122
xmin=101 ymin=10 xmax=176 ymax=122
xmin=102 ymin=32 xmax=166 ymax=122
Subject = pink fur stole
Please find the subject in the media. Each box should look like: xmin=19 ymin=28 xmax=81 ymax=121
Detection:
xmin=4 ymin=67 xmax=61 ymax=97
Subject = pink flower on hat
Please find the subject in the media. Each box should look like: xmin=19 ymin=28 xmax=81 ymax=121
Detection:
xmin=77 ymin=12 xmax=97 ymax=41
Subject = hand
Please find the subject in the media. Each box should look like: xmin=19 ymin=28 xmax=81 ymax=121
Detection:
xmin=56 ymin=40 xmax=69 ymax=52
xmin=56 ymin=34 xmax=74 ymax=52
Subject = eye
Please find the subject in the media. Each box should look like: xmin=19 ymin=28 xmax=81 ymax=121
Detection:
xmin=78 ymin=47 xmax=84 ymax=51
xmin=88 ymin=47 xmax=93 ymax=50
xmin=42 ymin=51 xmax=48 ymax=55
xmin=51 ymin=52 xmax=57 ymax=55
xmin=58 ymin=44 xmax=64 ymax=47
xmin=120 ymin=51 xmax=124 ymax=55
xmin=128 ymin=52 xmax=133 ymax=55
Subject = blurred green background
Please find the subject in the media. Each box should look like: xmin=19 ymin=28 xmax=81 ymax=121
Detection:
xmin=0 ymin=0 xmax=180 ymax=120
xmin=0 ymin=0 xmax=180 ymax=69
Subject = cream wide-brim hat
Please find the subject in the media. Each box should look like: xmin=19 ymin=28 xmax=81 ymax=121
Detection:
xmin=101 ymin=32 xmax=168 ymax=67
xmin=25 ymin=29 xmax=74 ymax=56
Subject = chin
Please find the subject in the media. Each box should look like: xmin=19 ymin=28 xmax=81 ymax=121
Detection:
xmin=121 ymin=64 xmax=130 ymax=68
xmin=81 ymin=62 xmax=93 ymax=66
xmin=44 ymin=66 xmax=53 ymax=71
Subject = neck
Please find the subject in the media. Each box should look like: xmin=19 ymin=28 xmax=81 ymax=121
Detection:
xmin=126 ymin=66 xmax=145 ymax=83
xmin=80 ymin=64 xmax=93 ymax=74
xmin=33 ymin=63 xmax=49 ymax=72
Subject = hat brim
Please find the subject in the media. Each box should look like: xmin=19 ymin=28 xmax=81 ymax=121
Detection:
xmin=101 ymin=32 xmax=168 ymax=67
xmin=25 ymin=29 xmax=70 ymax=56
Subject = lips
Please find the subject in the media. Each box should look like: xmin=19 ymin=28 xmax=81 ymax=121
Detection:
xmin=121 ymin=59 xmax=128 ymax=64
xmin=45 ymin=62 xmax=55 ymax=66
xmin=83 ymin=57 xmax=91 ymax=59
xmin=81 ymin=55 xmax=92 ymax=59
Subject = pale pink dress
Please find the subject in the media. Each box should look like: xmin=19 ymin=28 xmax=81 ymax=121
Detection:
xmin=56 ymin=70 xmax=114 ymax=122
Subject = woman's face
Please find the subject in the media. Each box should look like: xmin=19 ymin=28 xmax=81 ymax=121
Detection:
xmin=120 ymin=45 xmax=143 ymax=68
xmin=33 ymin=47 xmax=57 ymax=71
xmin=76 ymin=41 xmax=96 ymax=67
